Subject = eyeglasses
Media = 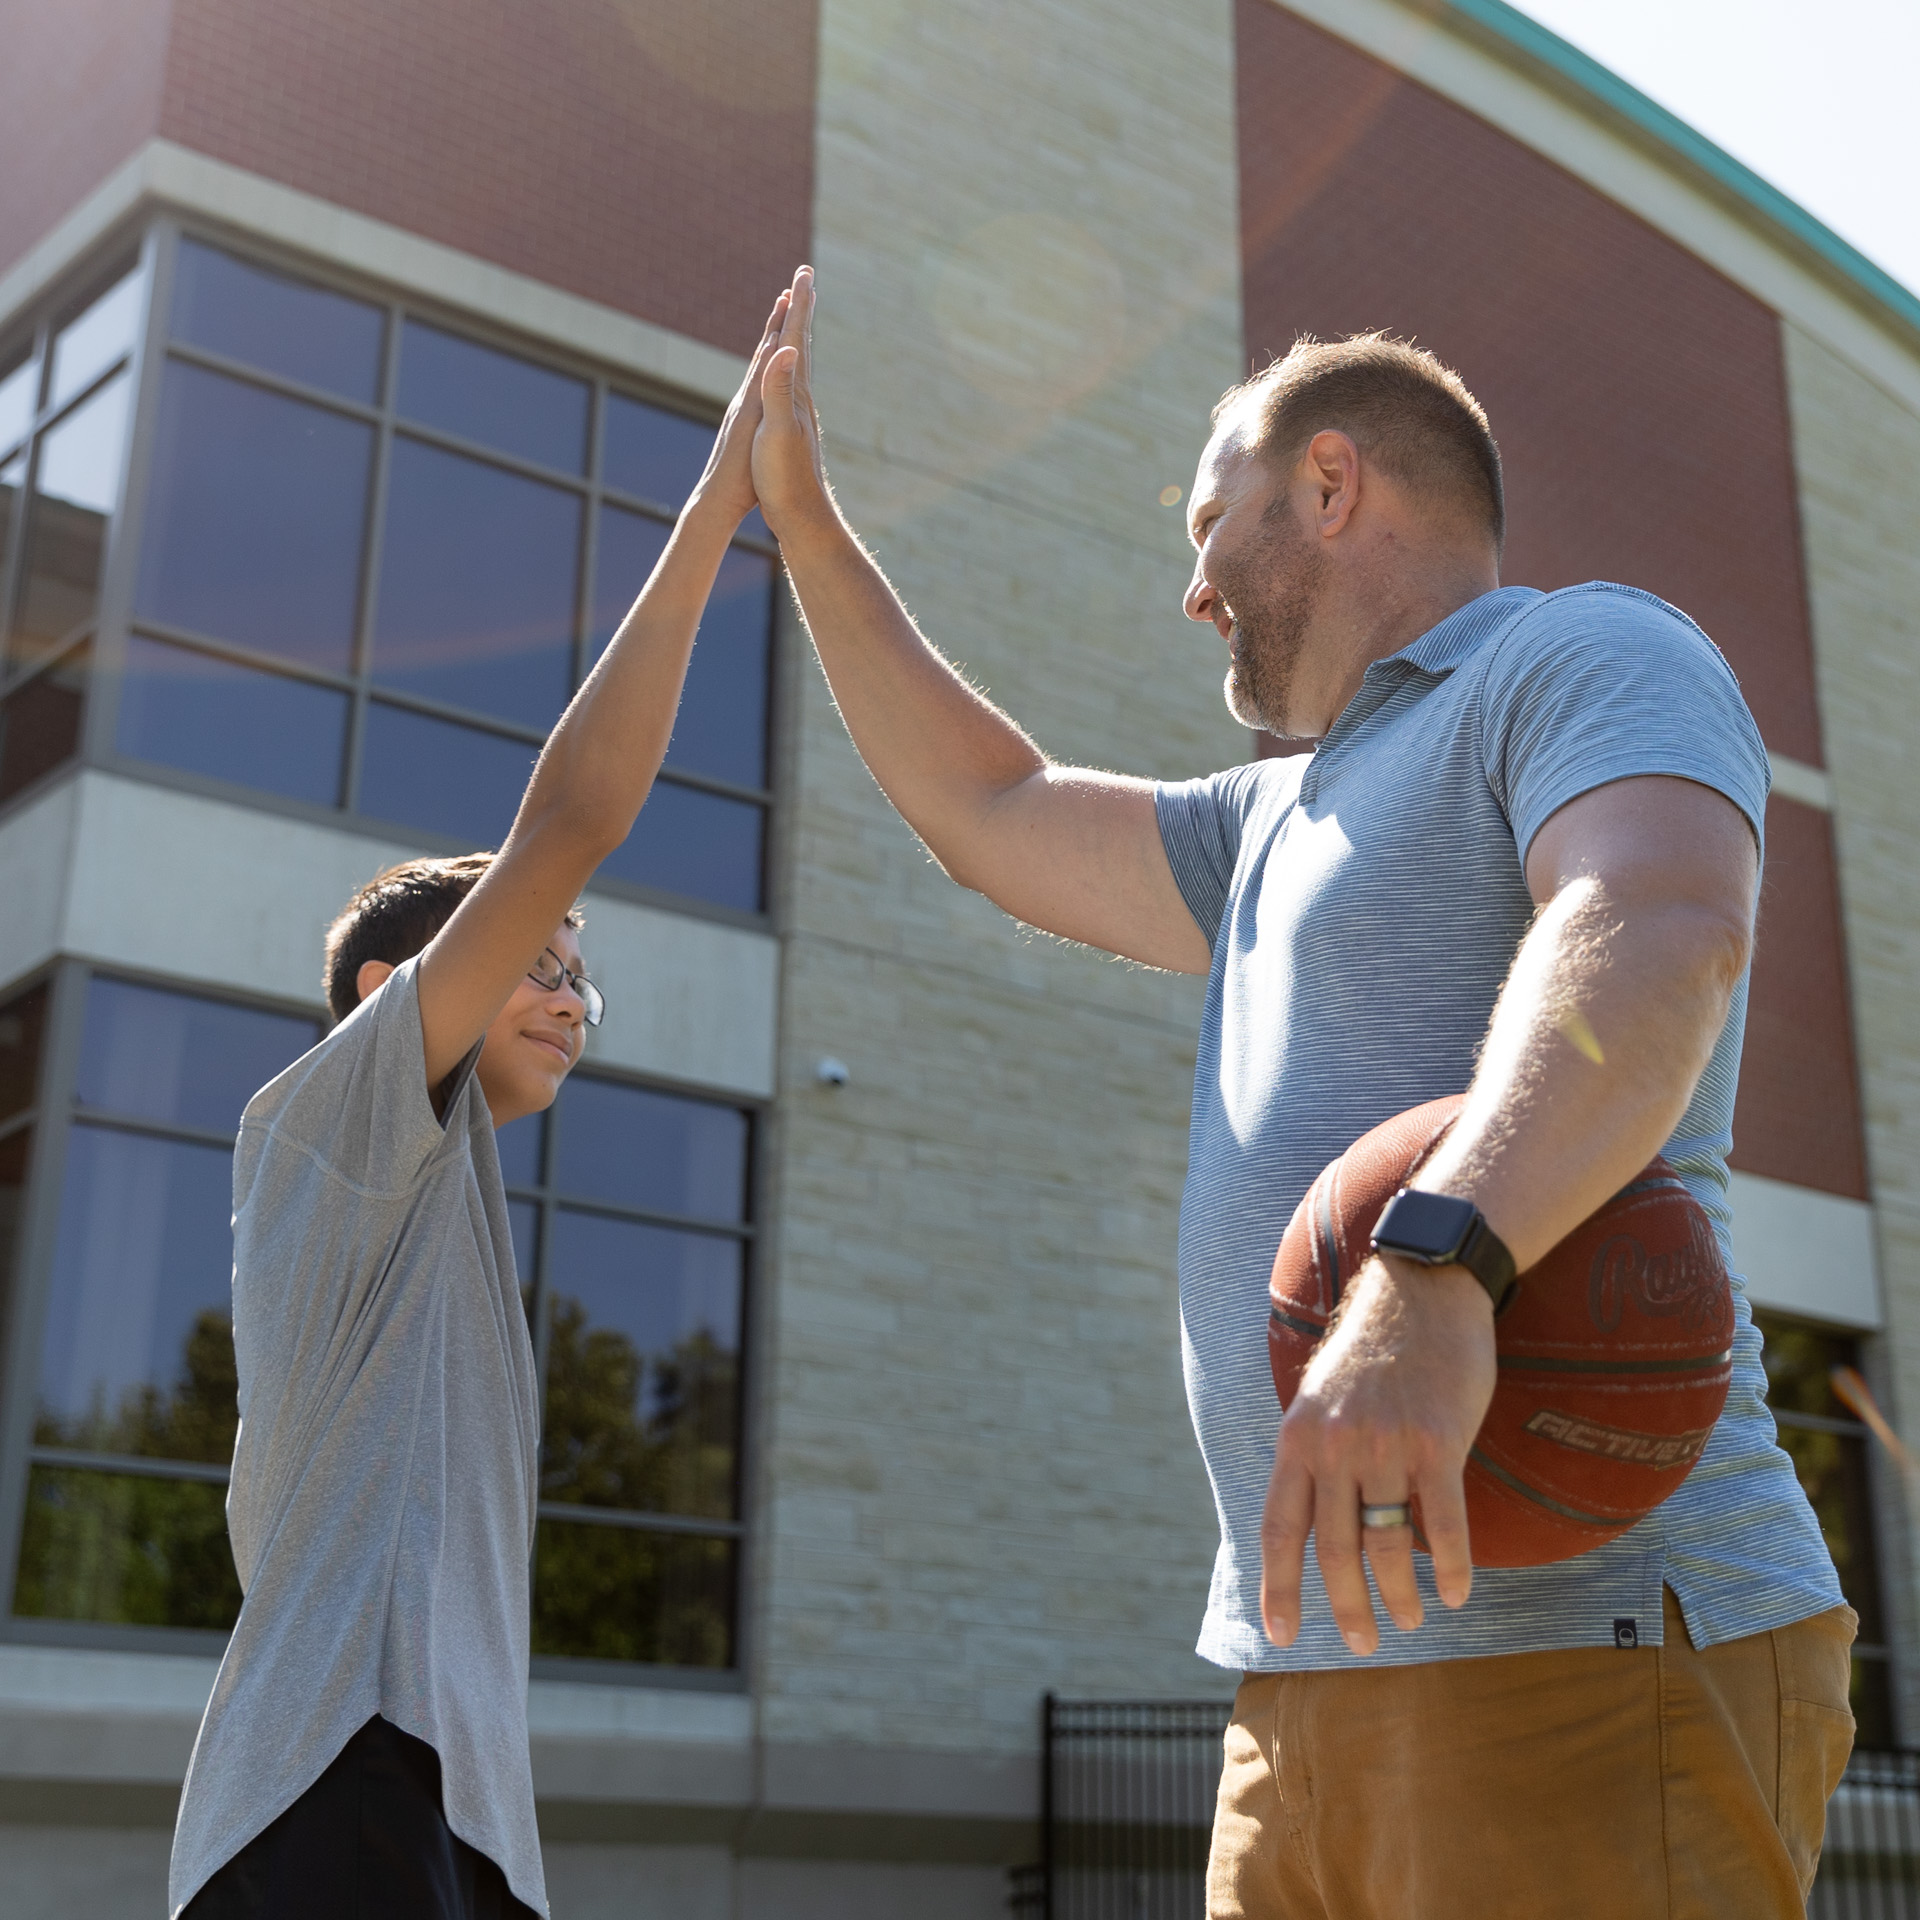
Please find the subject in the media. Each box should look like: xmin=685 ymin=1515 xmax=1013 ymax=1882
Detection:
xmin=528 ymin=947 xmax=605 ymax=1027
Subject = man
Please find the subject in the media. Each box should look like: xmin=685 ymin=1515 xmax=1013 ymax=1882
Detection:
xmin=748 ymin=268 xmax=1854 ymax=1916
xmin=167 ymin=290 xmax=795 ymax=1920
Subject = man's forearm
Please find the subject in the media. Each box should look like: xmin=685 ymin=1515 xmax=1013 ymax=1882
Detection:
xmin=776 ymin=505 xmax=1048 ymax=876
xmin=1417 ymin=873 xmax=1748 ymax=1268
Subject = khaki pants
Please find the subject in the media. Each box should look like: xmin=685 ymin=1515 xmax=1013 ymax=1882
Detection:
xmin=1208 ymin=1590 xmax=1856 ymax=1919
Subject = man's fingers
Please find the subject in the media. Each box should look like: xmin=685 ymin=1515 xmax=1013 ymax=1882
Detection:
xmin=1258 ymin=1454 xmax=1313 ymax=1647
xmin=1312 ymin=1480 xmax=1381 ymax=1657
xmin=1414 ymin=1464 xmax=1475 ymax=1610
xmin=1360 ymin=1494 xmax=1423 ymax=1634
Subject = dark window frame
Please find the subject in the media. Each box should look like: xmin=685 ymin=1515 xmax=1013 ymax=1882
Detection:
xmin=1754 ymin=1308 xmax=1898 ymax=1744
xmin=0 ymin=958 xmax=759 ymax=1688
xmin=0 ymin=214 xmax=779 ymax=934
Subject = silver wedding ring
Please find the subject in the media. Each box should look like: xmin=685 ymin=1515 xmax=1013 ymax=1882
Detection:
xmin=1360 ymin=1502 xmax=1413 ymax=1530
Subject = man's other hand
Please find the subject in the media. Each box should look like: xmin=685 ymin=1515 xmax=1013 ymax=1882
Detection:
xmin=1260 ymin=1254 xmax=1496 ymax=1655
xmin=753 ymin=266 xmax=835 ymax=542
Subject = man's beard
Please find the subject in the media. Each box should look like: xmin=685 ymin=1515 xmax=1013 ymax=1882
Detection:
xmin=1217 ymin=496 xmax=1329 ymax=737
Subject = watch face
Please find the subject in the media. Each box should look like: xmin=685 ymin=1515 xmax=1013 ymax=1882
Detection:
xmin=1373 ymin=1189 xmax=1476 ymax=1262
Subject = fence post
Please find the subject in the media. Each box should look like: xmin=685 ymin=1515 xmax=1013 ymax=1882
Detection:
xmin=1041 ymin=1692 xmax=1057 ymax=1920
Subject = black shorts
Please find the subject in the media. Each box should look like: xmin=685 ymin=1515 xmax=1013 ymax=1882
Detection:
xmin=183 ymin=1715 xmax=539 ymax=1920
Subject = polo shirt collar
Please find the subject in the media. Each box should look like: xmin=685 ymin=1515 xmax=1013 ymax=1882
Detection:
xmin=1373 ymin=585 xmax=1543 ymax=679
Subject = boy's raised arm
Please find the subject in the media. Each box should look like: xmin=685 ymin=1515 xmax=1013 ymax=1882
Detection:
xmin=410 ymin=292 xmax=792 ymax=1087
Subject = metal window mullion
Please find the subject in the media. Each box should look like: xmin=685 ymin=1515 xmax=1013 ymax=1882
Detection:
xmin=162 ymin=339 xmax=385 ymax=428
xmin=533 ymin=1501 xmax=743 ymax=1539
xmin=0 ymin=312 xmax=51 ymax=666
xmin=125 ymin=618 xmax=361 ymax=696
xmin=78 ymin=219 xmax=171 ymax=772
xmin=652 ymin=765 xmax=776 ymax=807
xmin=391 ymin=416 xmax=593 ymax=499
xmin=343 ymin=303 xmax=404 ymax=812
xmin=574 ymin=380 xmax=604 ymax=693
xmin=68 ymin=1106 xmax=236 ymax=1152
xmin=548 ymin=1194 xmax=753 ymax=1239
xmin=27 ymin=1446 xmax=230 ymax=1487
xmin=0 ymin=959 xmax=91 ymax=1617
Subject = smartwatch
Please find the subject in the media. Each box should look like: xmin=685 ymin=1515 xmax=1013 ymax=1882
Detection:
xmin=1370 ymin=1189 xmax=1519 ymax=1315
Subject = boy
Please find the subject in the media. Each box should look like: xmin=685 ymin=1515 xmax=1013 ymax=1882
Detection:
xmin=168 ymin=288 xmax=795 ymax=1920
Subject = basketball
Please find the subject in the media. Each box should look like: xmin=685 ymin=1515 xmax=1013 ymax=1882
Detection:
xmin=1267 ymin=1096 xmax=1735 ymax=1568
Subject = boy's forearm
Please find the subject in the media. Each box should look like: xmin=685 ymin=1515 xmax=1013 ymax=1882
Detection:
xmin=776 ymin=504 xmax=1049 ymax=854
xmin=515 ymin=498 xmax=739 ymax=860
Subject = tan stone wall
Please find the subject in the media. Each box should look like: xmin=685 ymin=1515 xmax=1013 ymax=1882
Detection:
xmin=1785 ymin=324 xmax=1920 ymax=1740
xmin=756 ymin=0 xmax=1250 ymax=1754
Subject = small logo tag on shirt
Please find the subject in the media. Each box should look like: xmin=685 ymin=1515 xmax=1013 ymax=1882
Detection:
xmin=1613 ymin=1618 xmax=1639 ymax=1649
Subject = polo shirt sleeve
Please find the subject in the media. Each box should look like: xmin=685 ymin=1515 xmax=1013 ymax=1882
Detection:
xmin=1155 ymin=762 xmax=1271 ymax=947
xmin=1477 ymin=583 xmax=1771 ymax=864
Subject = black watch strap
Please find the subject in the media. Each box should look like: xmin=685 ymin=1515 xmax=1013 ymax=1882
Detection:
xmin=1371 ymin=1189 xmax=1520 ymax=1315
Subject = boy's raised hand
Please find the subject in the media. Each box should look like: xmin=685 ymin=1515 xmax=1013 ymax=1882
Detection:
xmin=752 ymin=267 xmax=835 ymax=542
xmin=687 ymin=287 xmax=791 ymax=530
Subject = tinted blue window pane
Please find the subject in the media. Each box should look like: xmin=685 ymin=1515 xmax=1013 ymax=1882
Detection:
xmin=543 ymin=1209 xmax=742 ymax=1518
xmin=593 ymin=513 xmax=770 ymax=791
xmin=554 ymin=1079 xmax=748 ymax=1222
xmin=357 ymin=702 xmax=533 ymax=848
xmin=603 ymin=393 xmax=712 ymax=509
xmin=372 ymin=437 xmax=577 ymax=727
xmin=597 ymin=781 xmax=763 ymax=912
xmin=508 ymin=1199 xmax=540 ymax=1299
xmin=171 ymin=240 xmax=384 ymax=404
xmin=77 ymin=977 xmax=319 ymax=1133
xmin=497 ymin=1111 xmax=545 ymax=1188
xmin=137 ymin=360 xmax=371 ymax=671
xmin=397 ymin=320 xmax=588 ymax=474
xmin=589 ymin=503 xmax=669 ymax=654
xmin=118 ymin=636 xmax=347 ymax=807
xmin=35 ymin=1126 xmax=239 ymax=1463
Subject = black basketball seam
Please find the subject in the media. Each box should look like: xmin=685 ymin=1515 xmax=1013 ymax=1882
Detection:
xmin=1269 ymin=1305 xmax=1323 ymax=1341
xmin=1468 ymin=1446 xmax=1624 ymax=1528
xmin=1315 ymin=1172 xmax=1342 ymax=1310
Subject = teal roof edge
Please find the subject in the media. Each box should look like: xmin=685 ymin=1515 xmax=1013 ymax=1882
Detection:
xmin=1433 ymin=0 xmax=1920 ymax=347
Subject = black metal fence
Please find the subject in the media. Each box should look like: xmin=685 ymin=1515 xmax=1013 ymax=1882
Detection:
xmin=1016 ymin=1697 xmax=1920 ymax=1917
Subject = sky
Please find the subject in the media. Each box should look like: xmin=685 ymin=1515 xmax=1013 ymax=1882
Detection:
xmin=1508 ymin=0 xmax=1920 ymax=302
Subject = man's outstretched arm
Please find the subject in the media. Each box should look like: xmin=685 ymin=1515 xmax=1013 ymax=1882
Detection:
xmin=751 ymin=269 xmax=1211 ymax=975
xmin=1260 ymin=773 xmax=1759 ymax=1656
xmin=409 ymin=295 xmax=793 ymax=1085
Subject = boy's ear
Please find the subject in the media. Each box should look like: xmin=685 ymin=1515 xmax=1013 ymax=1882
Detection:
xmin=355 ymin=959 xmax=397 ymax=1005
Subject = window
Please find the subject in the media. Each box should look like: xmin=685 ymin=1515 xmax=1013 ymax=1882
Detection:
xmin=0 ymin=257 xmax=146 ymax=803
xmin=498 ymin=1073 xmax=751 ymax=1672
xmin=117 ymin=231 xmax=775 ymax=915
xmin=12 ymin=977 xmax=319 ymax=1632
xmin=4 ymin=969 xmax=751 ymax=1676
xmin=1755 ymin=1311 xmax=1896 ymax=1746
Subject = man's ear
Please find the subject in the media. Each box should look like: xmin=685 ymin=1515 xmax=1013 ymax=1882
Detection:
xmin=355 ymin=959 xmax=397 ymax=1005
xmin=1303 ymin=428 xmax=1362 ymax=538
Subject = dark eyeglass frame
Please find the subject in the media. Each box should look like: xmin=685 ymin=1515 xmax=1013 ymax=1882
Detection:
xmin=528 ymin=946 xmax=605 ymax=1027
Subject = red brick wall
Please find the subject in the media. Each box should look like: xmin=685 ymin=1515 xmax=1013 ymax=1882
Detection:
xmin=155 ymin=0 xmax=816 ymax=356
xmin=1234 ymin=0 xmax=1864 ymax=1198
xmin=1234 ymin=0 xmax=1821 ymax=765
xmin=1736 ymin=799 xmax=1867 ymax=1197
xmin=0 ymin=0 xmax=171 ymax=283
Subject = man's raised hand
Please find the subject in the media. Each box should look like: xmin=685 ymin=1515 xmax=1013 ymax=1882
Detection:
xmin=686 ymin=287 xmax=791 ymax=532
xmin=752 ymin=266 xmax=835 ymax=542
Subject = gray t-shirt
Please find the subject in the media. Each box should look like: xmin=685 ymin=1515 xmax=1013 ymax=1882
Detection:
xmin=1156 ymin=582 xmax=1842 ymax=1673
xmin=169 ymin=956 xmax=546 ymax=1917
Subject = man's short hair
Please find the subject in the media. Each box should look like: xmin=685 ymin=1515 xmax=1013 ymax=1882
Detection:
xmin=1217 ymin=333 xmax=1504 ymax=548
xmin=322 ymin=853 xmax=583 ymax=1024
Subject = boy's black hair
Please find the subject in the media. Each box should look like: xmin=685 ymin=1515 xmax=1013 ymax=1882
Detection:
xmin=322 ymin=853 xmax=583 ymax=1024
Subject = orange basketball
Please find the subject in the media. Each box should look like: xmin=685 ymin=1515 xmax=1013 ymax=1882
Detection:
xmin=1267 ymin=1096 xmax=1735 ymax=1568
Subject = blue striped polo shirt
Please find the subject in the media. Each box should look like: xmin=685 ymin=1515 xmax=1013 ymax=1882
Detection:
xmin=1156 ymin=582 xmax=1842 ymax=1672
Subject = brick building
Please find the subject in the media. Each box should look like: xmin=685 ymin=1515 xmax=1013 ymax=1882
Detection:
xmin=0 ymin=0 xmax=1916 ymax=1913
